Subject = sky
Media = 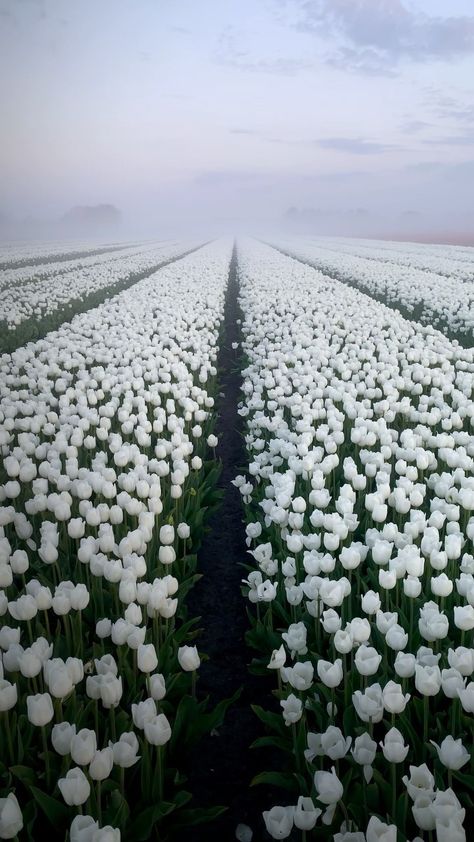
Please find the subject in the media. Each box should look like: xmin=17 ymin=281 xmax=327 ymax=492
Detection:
xmin=1 ymin=0 xmax=474 ymax=237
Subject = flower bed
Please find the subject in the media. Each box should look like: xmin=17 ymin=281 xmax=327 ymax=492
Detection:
xmin=236 ymin=240 xmax=474 ymax=841
xmin=0 ymin=240 xmax=235 ymax=840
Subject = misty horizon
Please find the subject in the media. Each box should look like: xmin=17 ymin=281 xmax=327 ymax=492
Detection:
xmin=1 ymin=0 xmax=474 ymax=242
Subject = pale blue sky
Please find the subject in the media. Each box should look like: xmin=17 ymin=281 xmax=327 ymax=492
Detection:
xmin=1 ymin=0 xmax=474 ymax=233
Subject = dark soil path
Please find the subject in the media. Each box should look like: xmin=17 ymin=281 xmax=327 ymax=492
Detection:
xmin=185 ymin=245 xmax=277 ymax=842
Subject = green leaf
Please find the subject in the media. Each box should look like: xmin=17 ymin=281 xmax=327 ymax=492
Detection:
xmin=251 ymin=704 xmax=287 ymax=738
xmin=127 ymin=801 xmax=176 ymax=841
xmin=251 ymin=771 xmax=300 ymax=792
xmin=250 ymin=735 xmax=289 ymax=752
xmin=169 ymin=805 xmax=227 ymax=830
xmin=10 ymin=765 xmax=36 ymax=787
xmin=29 ymin=786 xmax=70 ymax=827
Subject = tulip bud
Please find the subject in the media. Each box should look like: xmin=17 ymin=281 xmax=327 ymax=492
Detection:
xmin=0 ymin=792 xmax=23 ymax=839
xmin=58 ymin=767 xmax=91 ymax=806
xmin=26 ymin=692 xmax=54 ymax=726
xmin=89 ymin=747 xmax=114 ymax=781
xmin=144 ymin=713 xmax=172 ymax=746
xmin=177 ymin=645 xmax=200 ymax=672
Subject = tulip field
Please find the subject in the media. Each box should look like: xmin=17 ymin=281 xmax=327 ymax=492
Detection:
xmin=0 ymin=237 xmax=473 ymax=841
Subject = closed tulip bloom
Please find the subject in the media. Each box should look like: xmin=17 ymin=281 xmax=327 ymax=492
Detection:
xmin=0 ymin=680 xmax=17 ymax=712
xmin=448 ymin=647 xmax=474 ymax=676
xmin=0 ymin=792 xmax=23 ymax=839
xmin=353 ymin=684 xmax=384 ymax=723
xmin=280 ymin=694 xmax=303 ymax=726
xmin=96 ymin=618 xmax=112 ymax=639
xmin=262 ymin=806 xmax=295 ymax=840
xmin=111 ymin=732 xmax=140 ymax=768
xmin=394 ymin=652 xmax=416 ymax=679
xmin=334 ymin=629 xmax=353 ymax=654
xmin=415 ymin=665 xmax=441 ymax=696
xmin=314 ymin=767 xmax=343 ymax=804
xmin=454 ymin=606 xmax=474 ymax=631
xmin=380 ymin=727 xmax=409 ymax=763
xmin=159 ymin=525 xmax=175 ymax=545
xmin=441 ymin=668 xmax=465 ymax=699
xmin=349 ymin=617 xmax=370 ymax=644
xmin=144 ymin=713 xmax=172 ymax=746
xmin=132 ymin=698 xmax=157 ymax=730
xmin=99 ymin=674 xmax=123 ymax=709
xmin=376 ymin=611 xmax=398 ymax=635
xmin=404 ymin=576 xmax=422 ymax=598
xmin=137 ymin=644 xmax=158 ymax=673
xmin=70 ymin=815 xmax=99 ymax=842
xmin=317 ymin=659 xmax=343 ymax=688
xmin=177 ymin=645 xmax=200 ymax=672
xmin=430 ymin=574 xmax=453 ymax=598
xmin=361 ymin=590 xmax=381 ymax=615
xmin=379 ymin=569 xmax=397 ymax=590
xmin=51 ymin=721 xmax=76 ymax=756
xmin=355 ymin=645 xmax=382 ymax=676
xmin=352 ymin=732 xmax=377 ymax=766
xmin=282 ymin=661 xmax=313 ymax=692
xmin=430 ymin=736 xmax=470 ymax=770
xmin=26 ymin=692 xmax=54 ymax=726
xmin=385 ymin=624 xmax=409 ymax=652
xmin=58 ymin=768 xmax=91 ymax=806
xmin=47 ymin=665 xmax=74 ymax=699
xmin=89 ymin=747 xmax=114 ymax=781
xmin=366 ymin=816 xmax=397 ymax=842
xmin=382 ymin=681 xmax=410 ymax=714
xmin=149 ymin=673 xmax=166 ymax=701
xmin=19 ymin=649 xmax=42 ymax=679
xmin=71 ymin=729 xmax=97 ymax=766
xmin=293 ymin=796 xmax=321 ymax=831
xmin=321 ymin=609 xmax=341 ymax=634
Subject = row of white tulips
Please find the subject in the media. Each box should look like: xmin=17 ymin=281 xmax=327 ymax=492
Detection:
xmin=0 ymin=242 xmax=170 ymax=293
xmin=306 ymin=237 xmax=474 ymax=283
xmin=235 ymin=239 xmax=473 ymax=841
xmin=0 ymin=242 xmax=135 ymax=270
xmin=0 ymin=241 xmax=198 ymax=330
xmin=0 ymin=239 xmax=233 ymax=839
xmin=272 ymin=237 xmax=474 ymax=342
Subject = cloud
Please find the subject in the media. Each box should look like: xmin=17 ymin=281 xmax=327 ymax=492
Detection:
xmin=288 ymin=0 xmax=474 ymax=74
xmin=400 ymin=119 xmax=432 ymax=134
xmin=215 ymin=26 xmax=313 ymax=75
xmin=315 ymin=137 xmax=395 ymax=154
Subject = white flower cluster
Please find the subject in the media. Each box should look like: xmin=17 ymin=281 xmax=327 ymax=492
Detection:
xmin=0 ymin=239 xmax=231 ymax=838
xmin=311 ymin=236 xmax=474 ymax=283
xmin=0 ymin=241 xmax=169 ymax=292
xmin=273 ymin=237 xmax=474 ymax=341
xmin=0 ymin=240 xmax=127 ymax=269
xmin=0 ymin=240 xmax=198 ymax=330
xmin=237 ymin=240 xmax=473 ymax=841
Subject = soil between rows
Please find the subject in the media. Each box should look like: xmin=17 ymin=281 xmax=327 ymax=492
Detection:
xmin=184 ymin=245 xmax=279 ymax=842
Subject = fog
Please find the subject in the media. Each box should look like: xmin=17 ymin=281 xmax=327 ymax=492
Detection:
xmin=1 ymin=0 xmax=474 ymax=244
